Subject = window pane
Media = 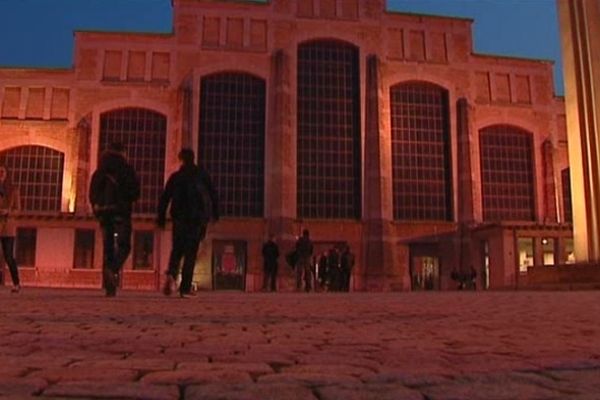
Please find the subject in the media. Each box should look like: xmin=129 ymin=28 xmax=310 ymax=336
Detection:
xmin=542 ymin=237 xmax=555 ymax=266
xmin=199 ymin=73 xmax=265 ymax=217
xmin=133 ymin=230 xmax=154 ymax=270
xmin=517 ymin=237 xmax=534 ymax=272
xmin=561 ymin=168 xmax=572 ymax=223
xmin=0 ymin=146 xmax=64 ymax=212
xmin=390 ymin=82 xmax=451 ymax=221
xmin=73 ymin=229 xmax=95 ymax=269
xmin=99 ymin=108 xmax=166 ymax=215
xmin=480 ymin=125 xmax=535 ymax=221
xmin=297 ymin=40 xmax=361 ymax=219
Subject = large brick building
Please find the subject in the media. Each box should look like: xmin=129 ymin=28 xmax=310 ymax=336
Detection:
xmin=0 ymin=0 xmax=572 ymax=292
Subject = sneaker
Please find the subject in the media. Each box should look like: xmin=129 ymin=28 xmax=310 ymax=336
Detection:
xmin=163 ymin=275 xmax=176 ymax=296
xmin=179 ymin=291 xmax=197 ymax=299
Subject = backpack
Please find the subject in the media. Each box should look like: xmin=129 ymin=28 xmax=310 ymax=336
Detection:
xmin=92 ymin=172 xmax=119 ymax=218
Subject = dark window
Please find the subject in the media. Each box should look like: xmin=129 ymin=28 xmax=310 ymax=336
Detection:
xmin=0 ymin=146 xmax=64 ymax=212
xmin=73 ymin=229 xmax=95 ymax=269
xmin=297 ymin=40 xmax=361 ymax=219
xmin=16 ymin=227 xmax=36 ymax=266
xmin=199 ymin=73 xmax=265 ymax=217
xmin=480 ymin=125 xmax=535 ymax=221
xmin=390 ymin=82 xmax=452 ymax=221
xmin=99 ymin=108 xmax=166 ymax=215
xmin=562 ymin=168 xmax=572 ymax=223
xmin=133 ymin=230 xmax=154 ymax=270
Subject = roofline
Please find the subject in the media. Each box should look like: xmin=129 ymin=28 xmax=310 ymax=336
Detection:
xmin=472 ymin=52 xmax=555 ymax=65
xmin=385 ymin=9 xmax=473 ymax=23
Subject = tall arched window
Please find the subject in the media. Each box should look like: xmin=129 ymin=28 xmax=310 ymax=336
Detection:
xmin=390 ymin=82 xmax=452 ymax=221
xmin=297 ymin=40 xmax=361 ymax=219
xmin=199 ymin=72 xmax=265 ymax=217
xmin=480 ymin=125 xmax=535 ymax=221
xmin=561 ymin=168 xmax=572 ymax=223
xmin=99 ymin=108 xmax=166 ymax=215
xmin=0 ymin=145 xmax=64 ymax=212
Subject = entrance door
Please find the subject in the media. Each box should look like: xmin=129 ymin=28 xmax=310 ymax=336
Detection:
xmin=212 ymin=240 xmax=247 ymax=290
xmin=410 ymin=256 xmax=440 ymax=291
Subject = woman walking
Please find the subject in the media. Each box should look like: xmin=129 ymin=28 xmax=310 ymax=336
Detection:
xmin=0 ymin=166 xmax=21 ymax=293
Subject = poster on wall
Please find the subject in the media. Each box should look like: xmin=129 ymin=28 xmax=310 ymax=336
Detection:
xmin=212 ymin=240 xmax=247 ymax=291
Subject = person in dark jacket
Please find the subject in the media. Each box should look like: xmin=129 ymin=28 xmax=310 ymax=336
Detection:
xmin=157 ymin=148 xmax=219 ymax=298
xmin=295 ymin=229 xmax=313 ymax=292
xmin=262 ymin=235 xmax=279 ymax=292
xmin=340 ymin=245 xmax=355 ymax=292
xmin=89 ymin=142 xmax=140 ymax=297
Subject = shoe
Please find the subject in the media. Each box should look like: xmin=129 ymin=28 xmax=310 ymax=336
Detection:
xmin=11 ymin=285 xmax=20 ymax=293
xmin=179 ymin=291 xmax=197 ymax=299
xmin=163 ymin=275 xmax=176 ymax=296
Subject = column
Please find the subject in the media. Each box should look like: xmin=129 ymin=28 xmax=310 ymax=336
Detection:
xmin=558 ymin=0 xmax=600 ymax=262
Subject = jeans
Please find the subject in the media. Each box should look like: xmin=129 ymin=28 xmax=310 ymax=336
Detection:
xmin=1 ymin=236 xmax=19 ymax=286
xmin=100 ymin=215 xmax=132 ymax=275
xmin=262 ymin=265 xmax=278 ymax=291
xmin=167 ymin=219 xmax=207 ymax=294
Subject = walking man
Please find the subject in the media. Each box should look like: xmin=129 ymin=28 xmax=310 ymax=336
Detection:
xmin=294 ymin=229 xmax=313 ymax=292
xmin=262 ymin=234 xmax=279 ymax=292
xmin=0 ymin=166 xmax=21 ymax=293
xmin=89 ymin=142 xmax=140 ymax=297
xmin=157 ymin=148 xmax=219 ymax=298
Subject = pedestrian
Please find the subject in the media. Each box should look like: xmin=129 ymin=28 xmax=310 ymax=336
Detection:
xmin=340 ymin=245 xmax=355 ymax=292
xmin=327 ymin=247 xmax=340 ymax=291
xmin=294 ymin=229 xmax=313 ymax=292
xmin=262 ymin=234 xmax=279 ymax=292
xmin=89 ymin=142 xmax=140 ymax=297
xmin=157 ymin=148 xmax=219 ymax=298
xmin=317 ymin=251 xmax=329 ymax=291
xmin=0 ymin=166 xmax=21 ymax=293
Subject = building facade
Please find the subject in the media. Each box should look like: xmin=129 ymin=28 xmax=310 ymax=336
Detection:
xmin=0 ymin=0 xmax=572 ymax=292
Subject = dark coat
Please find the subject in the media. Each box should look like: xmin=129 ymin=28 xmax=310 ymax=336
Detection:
xmin=295 ymin=236 xmax=313 ymax=261
xmin=157 ymin=163 xmax=219 ymax=224
xmin=262 ymin=240 xmax=279 ymax=270
xmin=89 ymin=150 xmax=140 ymax=217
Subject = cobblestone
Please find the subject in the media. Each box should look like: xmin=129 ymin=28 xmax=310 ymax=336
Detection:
xmin=1 ymin=288 xmax=599 ymax=399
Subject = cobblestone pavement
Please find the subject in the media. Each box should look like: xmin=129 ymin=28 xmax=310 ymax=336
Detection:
xmin=1 ymin=288 xmax=599 ymax=399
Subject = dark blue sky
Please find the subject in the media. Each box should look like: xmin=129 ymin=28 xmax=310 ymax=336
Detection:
xmin=0 ymin=0 xmax=563 ymax=94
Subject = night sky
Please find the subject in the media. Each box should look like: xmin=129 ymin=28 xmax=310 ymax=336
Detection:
xmin=0 ymin=0 xmax=563 ymax=94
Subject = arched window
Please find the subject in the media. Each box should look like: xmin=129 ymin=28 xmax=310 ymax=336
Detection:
xmin=99 ymin=108 xmax=166 ymax=215
xmin=0 ymin=145 xmax=64 ymax=212
xmin=297 ymin=40 xmax=361 ymax=219
xmin=199 ymin=72 xmax=266 ymax=217
xmin=390 ymin=82 xmax=452 ymax=221
xmin=561 ymin=168 xmax=572 ymax=223
xmin=480 ymin=125 xmax=535 ymax=221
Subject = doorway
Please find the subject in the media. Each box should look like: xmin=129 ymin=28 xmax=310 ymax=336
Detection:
xmin=212 ymin=240 xmax=247 ymax=290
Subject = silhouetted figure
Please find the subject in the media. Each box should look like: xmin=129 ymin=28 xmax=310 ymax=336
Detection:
xmin=340 ymin=245 xmax=355 ymax=292
xmin=157 ymin=148 xmax=219 ymax=298
xmin=0 ymin=166 xmax=21 ymax=293
xmin=327 ymin=247 xmax=341 ymax=291
xmin=90 ymin=143 xmax=140 ymax=297
xmin=295 ymin=229 xmax=313 ymax=292
xmin=262 ymin=235 xmax=279 ymax=292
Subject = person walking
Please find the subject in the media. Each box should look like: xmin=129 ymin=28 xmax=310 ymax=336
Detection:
xmin=0 ymin=166 xmax=21 ymax=293
xmin=261 ymin=235 xmax=279 ymax=292
xmin=157 ymin=148 xmax=219 ymax=298
xmin=294 ymin=229 xmax=313 ymax=292
xmin=89 ymin=142 xmax=140 ymax=297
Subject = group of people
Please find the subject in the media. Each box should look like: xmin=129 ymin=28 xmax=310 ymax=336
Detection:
xmin=89 ymin=143 xmax=219 ymax=297
xmin=261 ymin=229 xmax=355 ymax=293
xmin=3 ymin=142 xmax=357 ymax=297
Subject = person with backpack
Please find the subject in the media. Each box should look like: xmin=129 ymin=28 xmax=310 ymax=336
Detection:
xmin=157 ymin=148 xmax=219 ymax=298
xmin=89 ymin=142 xmax=140 ymax=297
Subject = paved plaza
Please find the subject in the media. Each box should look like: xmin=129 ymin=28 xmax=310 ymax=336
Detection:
xmin=1 ymin=288 xmax=599 ymax=399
